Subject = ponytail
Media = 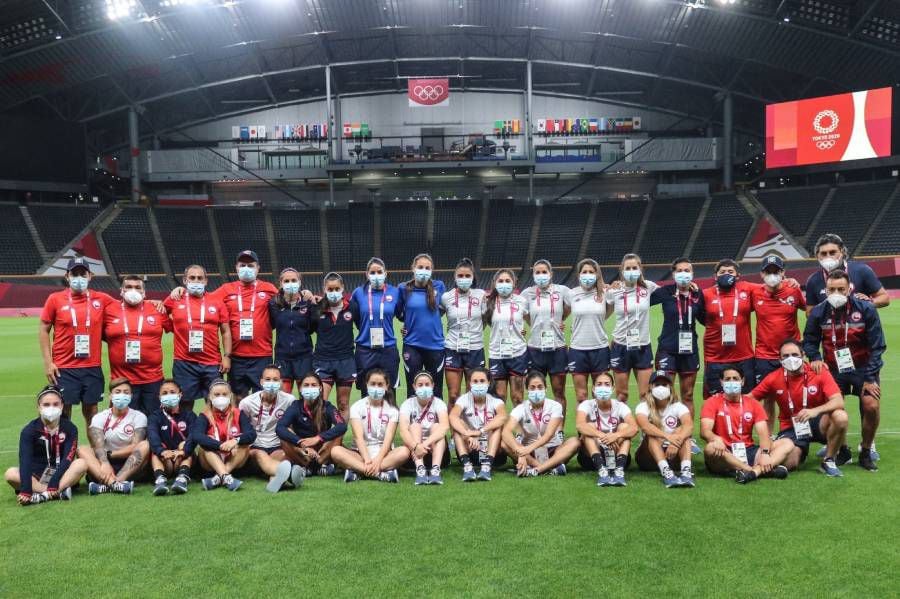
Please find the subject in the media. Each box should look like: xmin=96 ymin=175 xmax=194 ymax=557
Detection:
xmin=407 ymin=253 xmax=437 ymax=311
xmin=483 ymin=269 xmax=517 ymax=326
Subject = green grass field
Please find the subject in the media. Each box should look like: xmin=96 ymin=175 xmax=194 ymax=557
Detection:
xmin=1 ymin=311 xmax=898 ymax=598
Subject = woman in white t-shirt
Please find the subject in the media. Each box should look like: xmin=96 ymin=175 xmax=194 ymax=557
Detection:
xmin=502 ymin=371 xmax=580 ymax=477
xmin=568 ymin=258 xmax=612 ymax=404
xmin=332 ymin=369 xmax=408 ymax=483
xmin=575 ymin=371 xmax=638 ymax=487
xmin=635 ymin=370 xmax=694 ymax=488
xmin=441 ymin=258 xmax=488 ymax=408
xmin=398 ymin=372 xmax=449 ymax=485
xmin=79 ymin=378 xmax=149 ymax=495
xmin=483 ymin=269 xmax=529 ymax=406
xmin=607 ymin=253 xmax=658 ymax=404
xmin=449 ymin=367 xmax=508 ymax=482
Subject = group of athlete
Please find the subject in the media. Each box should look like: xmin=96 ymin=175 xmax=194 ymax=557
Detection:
xmin=6 ymin=232 xmax=889 ymax=504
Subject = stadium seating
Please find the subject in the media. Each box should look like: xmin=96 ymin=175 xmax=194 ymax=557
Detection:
xmin=326 ymin=205 xmax=375 ymax=272
xmin=154 ymin=207 xmax=220 ymax=276
xmin=270 ymin=208 xmax=322 ymax=273
xmin=688 ymin=194 xmax=753 ymax=262
xmin=213 ymin=208 xmax=272 ymax=270
xmin=0 ymin=204 xmax=43 ymax=274
xmin=638 ymin=196 xmax=706 ymax=264
xmin=481 ymin=200 xmax=535 ymax=269
xmin=532 ymin=203 xmax=589 ymax=268
xmin=756 ymin=185 xmax=829 ymax=238
xmin=806 ymin=180 xmax=897 ymax=255
xmin=380 ymin=201 xmax=428 ymax=271
xmin=432 ymin=200 xmax=482 ymax=269
xmin=102 ymin=208 xmax=165 ymax=275
xmin=27 ymin=204 xmax=101 ymax=254
xmin=584 ymin=200 xmax=648 ymax=267
xmin=860 ymin=197 xmax=900 ymax=256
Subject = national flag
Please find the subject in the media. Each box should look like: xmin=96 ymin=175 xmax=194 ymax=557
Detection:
xmin=580 ymin=118 xmax=589 ymax=133
xmin=258 ymin=125 xmax=266 ymax=139
xmin=360 ymin=123 xmax=370 ymax=138
xmin=589 ymin=119 xmax=598 ymax=133
xmin=239 ymin=126 xmax=249 ymax=141
xmin=512 ymin=119 xmax=520 ymax=134
xmin=231 ymin=126 xmax=241 ymax=140
xmin=537 ymin=119 xmax=546 ymax=133
xmin=633 ymin=117 xmax=642 ymax=130
xmin=249 ymin=126 xmax=258 ymax=140
xmin=572 ymin=118 xmax=580 ymax=134
xmin=343 ymin=123 xmax=352 ymax=138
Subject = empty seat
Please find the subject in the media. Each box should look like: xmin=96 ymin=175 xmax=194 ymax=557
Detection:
xmin=102 ymin=208 xmax=164 ymax=275
xmin=689 ymin=194 xmax=753 ymax=262
xmin=213 ymin=208 xmax=272 ymax=271
xmin=638 ymin=197 xmax=706 ymax=263
xmin=757 ymin=185 xmax=829 ymax=238
xmin=532 ymin=203 xmax=589 ymax=268
xmin=585 ymin=200 xmax=648 ymax=267
xmin=482 ymin=200 xmax=535 ymax=268
xmin=432 ymin=200 xmax=482 ymax=269
xmin=0 ymin=204 xmax=42 ymax=274
xmin=271 ymin=209 xmax=322 ymax=272
xmin=28 ymin=204 xmax=101 ymax=254
xmin=327 ymin=205 xmax=375 ymax=272
xmin=155 ymin=207 xmax=220 ymax=275
xmin=381 ymin=201 xmax=428 ymax=271
xmin=806 ymin=180 xmax=896 ymax=255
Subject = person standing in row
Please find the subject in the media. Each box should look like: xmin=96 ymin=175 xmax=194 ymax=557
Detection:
xmin=398 ymin=254 xmax=447 ymax=392
xmin=441 ymin=258 xmax=487 ymax=408
xmin=313 ymin=273 xmax=356 ymax=419
xmin=269 ymin=268 xmax=317 ymax=394
xmin=567 ymin=258 xmax=611 ymax=406
xmin=485 ymin=269 xmax=529 ymax=406
xmin=751 ymin=256 xmax=805 ymax=385
xmin=350 ymin=258 xmax=402 ymax=392
xmin=805 ymin=233 xmax=889 ymax=311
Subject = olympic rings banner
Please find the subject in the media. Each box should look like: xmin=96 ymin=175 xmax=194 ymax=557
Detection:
xmin=408 ymin=78 xmax=450 ymax=107
xmin=765 ymin=87 xmax=892 ymax=169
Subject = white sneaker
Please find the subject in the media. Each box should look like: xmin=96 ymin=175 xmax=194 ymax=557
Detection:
xmin=266 ymin=460 xmax=292 ymax=493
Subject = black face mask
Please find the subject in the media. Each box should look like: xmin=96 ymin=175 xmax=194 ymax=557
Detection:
xmin=717 ymin=274 xmax=737 ymax=290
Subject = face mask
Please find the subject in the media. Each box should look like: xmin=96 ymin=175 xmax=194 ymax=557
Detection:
xmin=722 ymin=380 xmax=742 ymax=395
xmin=238 ymin=266 xmax=257 ymax=282
xmin=415 ymin=386 xmax=434 ymax=400
xmin=301 ymin=387 xmax=321 ymax=402
xmin=717 ymin=274 xmax=736 ymax=290
xmin=69 ymin=276 xmax=88 ymax=292
xmin=827 ymin=293 xmax=847 ymax=309
xmin=282 ymin=282 xmax=300 ymax=295
xmin=763 ymin=273 xmax=783 ymax=288
xmin=186 ymin=282 xmax=206 ymax=296
xmin=122 ymin=289 xmax=143 ymax=306
xmin=593 ymin=385 xmax=613 ymax=400
xmin=211 ymin=395 xmax=231 ymax=411
xmin=579 ymin=274 xmax=597 ymax=288
xmin=673 ymin=272 xmax=693 ymax=287
xmin=368 ymin=273 xmax=386 ymax=288
xmin=495 ymin=282 xmax=513 ymax=297
xmin=110 ymin=394 xmax=131 ymax=410
xmin=470 ymin=382 xmax=489 ymax=397
xmin=261 ymin=381 xmax=281 ymax=394
xmin=533 ymin=273 xmax=551 ymax=287
xmin=456 ymin=277 xmax=473 ymax=291
xmin=651 ymin=385 xmax=671 ymax=401
xmin=367 ymin=386 xmax=386 ymax=400
xmin=781 ymin=356 xmax=803 ymax=372
xmin=326 ymin=290 xmax=343 ymax=304
xmin=819 ymin=257 xmax=841 ymax=272
xmin=40 ymin=406 xmax=62 ymax=422
xmin=160 ymin=394 xmax=180 ymax=409
xmin=623 ymin=270 xmax=641 ymax=284
xmin=527 ymin=389 xmax=546 ymax=404
xmin=414 ymin=268 xmax=432 ymax=283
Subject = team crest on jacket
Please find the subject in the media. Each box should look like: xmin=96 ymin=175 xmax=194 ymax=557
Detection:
xmin=471 ymin=298 xmax=480 ymax=306
xmin=808 ymin=385 xmax=818 ymax=395
xmin=608 ymin=417 xmax=619 ymax=427
xmin=209 ymin=306 xmax=217 ymax=313
xmin=425 ymin=412 xmax=436 ymax=422
xmin=385 ymin=295 xmax=394 ymax=302
xmin=739 ymin=292 xmax=748 ymax=300
xmin=851 ymin=311 xmax=862 ymax=322
xmin=343 ymin=312 xmax=352 ymax=321
xmin=57 ymin=432 xmax=66 ymax=442
xmin=299 ymin=307 xmax=308 ymax=314
xmin=258 ymin=292 xmax=266 ymax=299
xmin=124 ymin=424 xmax=135 ymax=435
xmin=177 ymin=421 xmax=187 ymax=432
xmin=230 ymin=426 xmax=239 ymax=436
xmin=664 ymin=416 xmax=678 ymax=429
xmin=380 ymin=414 xmax=390 ymax=424
xmin=147 ymin=316 xmax=157 ymax=325
xmin=743 ymin=412 xmax=753 ymax=422
xmin=92 ymin=300 xmax=102 ymax=309
xmin=403 ymin=353 xmax=410 ymax=361
xmin=275 ymin=409 xmax=285 ymax=419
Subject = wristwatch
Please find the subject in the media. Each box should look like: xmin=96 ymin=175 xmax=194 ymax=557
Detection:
xmin=106 ymin=450 xmax=113 ymax=461
xmin=761 ymin=448 xmax=771 ymax=455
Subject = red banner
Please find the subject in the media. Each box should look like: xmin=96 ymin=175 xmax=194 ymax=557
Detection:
xmin=408 ymin=78 xmax=449 ymax=107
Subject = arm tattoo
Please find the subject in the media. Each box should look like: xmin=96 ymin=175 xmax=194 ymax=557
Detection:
xmin=120 ymin=428 xmax=147 ymax=473
xmin=89 ymin=428 xmax=108 ymax=463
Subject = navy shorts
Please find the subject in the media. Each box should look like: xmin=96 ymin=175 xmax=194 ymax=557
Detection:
xmin=313 ymin=356 xmax=357 ymax=385
xmin=229 ymin=356 xmax=271 ymax=396
xmin=444 ymin=348 xmax=486 ymax=372
xmin=355 ymin=344 xmax=401 ymax=390
xmin=704 ymin=359 xmax=755 ymax=395
xmin=834 ymin=369 xmax=879 ymax=399
xmin=173 ymin=359 xmax=221 ymax=403
xmin=567 ymin=348 xmax=611 ymax=375
xmin=275 ymin=354 xmax=313 ymax=381
xmin=252 ymin=445 xmax=281 ymax=455
xmin=655 ymin=349 xmax=700 ymax=374
xmin=776 ymin=415 xmax=827 ymax=456
xmin=610 ymin=344 xmax=653 ymax=373
xmin=130 ymin=380 xmax=163 ymax=415
xmin=402 ymin=345 xmax=446 ymax=390
xmin=489 ymin=352 xmax=529 ymax=380
xmin=527 ymin=347 xmax=569 ymax=376
xmin=57 ymin=367 xmax=104 ymax=406
xmin=754 ymin=358 xmax=781 ymax=386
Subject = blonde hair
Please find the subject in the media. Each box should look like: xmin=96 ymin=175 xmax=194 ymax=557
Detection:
xmin=640 ymin=381 xmax=681 ymax=428
xmin=620 ymin=253 xmax=648 ymax=288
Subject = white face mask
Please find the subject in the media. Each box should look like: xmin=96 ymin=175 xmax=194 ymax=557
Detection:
xmin=261 ymin=381 xmax=281 ymax=394
xmin=301 ymin=387 xmax=321 ymax=402
xmin=160 ymin=394 xmax=180 ymax=409
xmin=470 ymin=382 xmax=489 ymax=397
xmin=40 ymin=406 xmax=62 ymax=423
xmin=415 ymin=386 xmax=434 ymax=400
xmin=593 ymin=385 xmax=613 ymax=400
xmin=763 ymin=273 xmax=783 ymax=288
xmin=527 ymin=389 xmax=546 ymax=404
xmin=68 ymin=276 xmax=88 ymax=292
xmin=827 ymin=293 xmax=848 ymax=309
xmin=368 ymin=273 xmax=386 ymax=288
xmin=819 ymin=257 xmax=841 ymax=272
xmin=781 ymin=356 xmax=803 ymax=372
xmin=651 ymin=385 xmax=671 ymax=401
xmin=238 ymin=265 xmax=257 ymax=282
xmin=367 ymin=386 xmax=386 ymax=400
xmin=211 ymin=395 xmax=231 ymax=411
xmin=122 ymin=289 xmax=144 ymax=306
xmin=623 ymin=270 xmax=641 ymax=284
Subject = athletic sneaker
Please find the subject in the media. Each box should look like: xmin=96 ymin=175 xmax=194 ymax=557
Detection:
xmin=611 ymin=467 xmax=626 ymax=487
xmin=153 ymin=477 xmax=169 ymax=496
xmin=734 ymin=470 xmax=757 ymax=484
xmin=318 ymin=464 xmax=335 ymax=477
xmin=379 ymin=469 xmax=399 ymax=483
xmin=549 ymin=464 xmax=567 ymax=476
xmin=836 ymin=445 xmax=852 ymax=465
xmin=223 ymin=475 xmax=242 ymax=492
xmin=28 ymin=492 xmax=49 ymax=504
xmin=343 ymin=469 xmax=359 ymax=483
xmin=860 ymin=443 xmax=879 ymax=462
xmin=477 ymin=466 xmax=492 ymax=482
xmin=679 ymin=470 xmax=696 ymax=488
xmin=266 ymin=460 xmax=292 ymax=493
xmin=88 ymin=482 xmax=107 ymax=495
xmin=201 ymin=475 xmax=221 ymax=490
xmin=462 ymin=464 xmax=476 ymax=482
xmin=858 ymin=449 xmax=878 ymax=472
xmin=289 ymin=465 xmax=306 ymax=488
xmin=820 ymin=459 xmax=843 ymax=477
xmin=428 ymin=467 xmax=444 ymax=485
xmin=111 ymin=481 xmax=133 ymax=494
xmin=690 ymin=439 xmax=701 ymax=455
xmin=60 ymin=487 xmax=73 ymax=501
xmin=662 ymin=472 xmax=682 ymax=488
xmin=816 ymin=446 xmax=827 ymax=459
xmin=414 ymin=466 xmax=428 ymax=486
xmin=768 ymin=465 xmax=789 ymax=480
xmin=521 ymin=467 xmax=539 ymax=478
xmin=171 ymin=475 xmax=189 ymax=494
xmin=596 ymin=468 xmax=610 ymax=487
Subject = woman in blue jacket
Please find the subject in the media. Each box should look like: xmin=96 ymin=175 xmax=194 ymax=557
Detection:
xmin=350 ymin=257 xmax=402 ymax=391
xmin=269 ymin=268 xmax=317 ymax=393
xmin=398 ymin=253 xmax=447 ymax=391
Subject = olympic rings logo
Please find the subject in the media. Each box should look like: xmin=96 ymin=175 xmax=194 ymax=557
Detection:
xmin=413 ymin=85 xmax=444 ymax=100
xmin=816 ymin=140 xmax=836 ymax=150
xmin=813 ymin=110 xmax=839 ymax=135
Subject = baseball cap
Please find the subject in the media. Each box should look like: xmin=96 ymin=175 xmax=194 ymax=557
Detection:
xmin=760 ymin=255 xmax=785 ymax=271
xmin=650 ymin=370 xmax=672 ymax=384
xmin=66 ymin=257 xmax=91 ymax=273
xmin=236 ymin=250 xmax=259 ymax=263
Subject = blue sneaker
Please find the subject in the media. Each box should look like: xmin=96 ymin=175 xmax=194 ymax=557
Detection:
xmin=385 ymin=469 xmax=399 ymax=483
xmin=611 ymin=467 xmax=626 ymax=487
xmin=152 ymin=477 xmax=169 ymax=496
xmin=462 ymin=465 xmax=477 ymax=482
xmin=88 ymin=482 xmax=106 ymax=495
xmin=428 ymin=468 xmax=444 ymax=485
xmin=596 ymin=468 xmax=610 ymax=487
xmin=317 ymin=463 xmax=336 ymax=477
xmin=816 ymin=446 xmax=827 ymax=459
xmin=343 ymin=469 xmax=359 ymax=483
xmin=112 ymin=481 xmax=133 ymax=495
xmin=201 ymin=475 xmax=221 ymax=490
xmin=549 ymin=463 xmax=567 ymax=476
xmin=477 ymin=467 xmax=493 ymax=482
xmin=224 ymin=475 xmax=242 ymax=492
xmin=679 ymin=470 xmax=696 ymax=488
xmin=690 ymin=439 xmax=701 ymax=455
xmin=662 ymin=472 xmax=682 ymax=488
xmin=819 ymin=459 xmax=843 ymax=477
xmin=414 ymin=469 xmax=428 ymax=486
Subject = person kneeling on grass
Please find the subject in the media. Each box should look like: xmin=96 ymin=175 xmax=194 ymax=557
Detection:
xmin=575 ymin=371 xmax=638 ymax=487
xmin=634 ymin=370 xmax=694 ymax=488
xmin=502 ymin=370 xmax=579 ymax=477
xmin=5 ymin=385 xmax=86 ymax=505
xmin=191 ymin=380 xmax=256 ymax=491
xmin=148 ymin=379 xmax=196 ymax=496
xmin=239 ymin=364 xmax=303 ymax=493
xmin=331 ymin=369 xmax=408 ymax=483
xmin=449 ymin=367 xmax=508 ymax=482
xmin=700 ymin=367 xmax=793 ymax=484
xmin=399 ymin=371 xmax=450 ymax=485
xmin=79 ymin=378 xmax=150 ymax=496
xmin=276 ymin=372 xmax=347 ymax=477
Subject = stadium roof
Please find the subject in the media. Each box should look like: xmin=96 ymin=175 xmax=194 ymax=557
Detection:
xmin=1 ymin=0 xmax=898 ymax=152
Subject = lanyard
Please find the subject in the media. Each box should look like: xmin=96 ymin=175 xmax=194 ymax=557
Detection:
xmin=623 ymin=287 xmax=641 ymax=325
xmin=366 ymin=401 xmax=384 ymax=435
xmin=165 ymin=411 xmax=185 ymax=441
xmin=474 ymin=399 xmax=488 ymax=425
xmin=257 ymin=397 xmax=278 ymax=429
xmin=186 ymin=294 xmax=205 ymax=328
xmin=716 ymin=287 xmax=740 ymax=323
xmin=535 ymin=288 xmax=557 ymax=319
xmin=595 ymin=403 xmax=614 ymax=431
xmin=501 ymin=298 xmax=517 ymax=330
xmin=42 ymin=426 xmax=61 ymax=467
xmin=68 ymin=291 xmax=91 ymax=330
xmin=530 ymin=407 xmax=544 ymax=431
xmin=367 ymin=286 xmax=385 ymax=325
xmin=121 ymin=302 xmax=144 ymax=337
xmin=676 ymin=292 xmax=693 ymax=328
xmin=784 ymin=371 xmax=809 ymax=415
xmin=454 ymin=289 xmax=473 ymax=321
xmin=236 ymin=281 xmax=258 ymax=315
xmin=211 ymin=410 xmax=232 ymax=442
xmin=416 ymin=399 xmax=434 ymax=423
xmin=722 ymin=397 xmax=743 ymax=438
xmin=103 ymin=409 xmax=128 ymax=434
xmin=830 ymin=309 xmax=850 ymax=347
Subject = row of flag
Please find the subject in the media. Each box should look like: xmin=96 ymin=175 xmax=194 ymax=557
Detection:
xmin=493 ymin=119 xmax=522 ymax=136
xmin=230 ymin=124 xmax=330 ymax=141
xmin=536 ymin=117 xmax=642 ymax=134
xmin=342 ymin=122 xmax=372 ymax=139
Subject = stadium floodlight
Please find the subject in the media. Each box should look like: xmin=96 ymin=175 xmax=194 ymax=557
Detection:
xmin=106 ymin=0 xmax=137 ymax=20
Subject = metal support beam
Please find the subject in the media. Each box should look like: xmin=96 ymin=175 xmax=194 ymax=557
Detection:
xmin=850 ymin=0 xmax=882 ymax=36
xmin=333 ymin=93 xmax=343 ymax=162
xmin=128 ymin=107 xmax=141 ymax=203
xmin=723 ymin=93 xmax=733 ymax=190
xmin=41 ymin=0 xmax=72 ymax=36
xmin=525 ymin=60 xmax=533 ymax=161
xmin=325 ymin=65 xmax=333 ymax=162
